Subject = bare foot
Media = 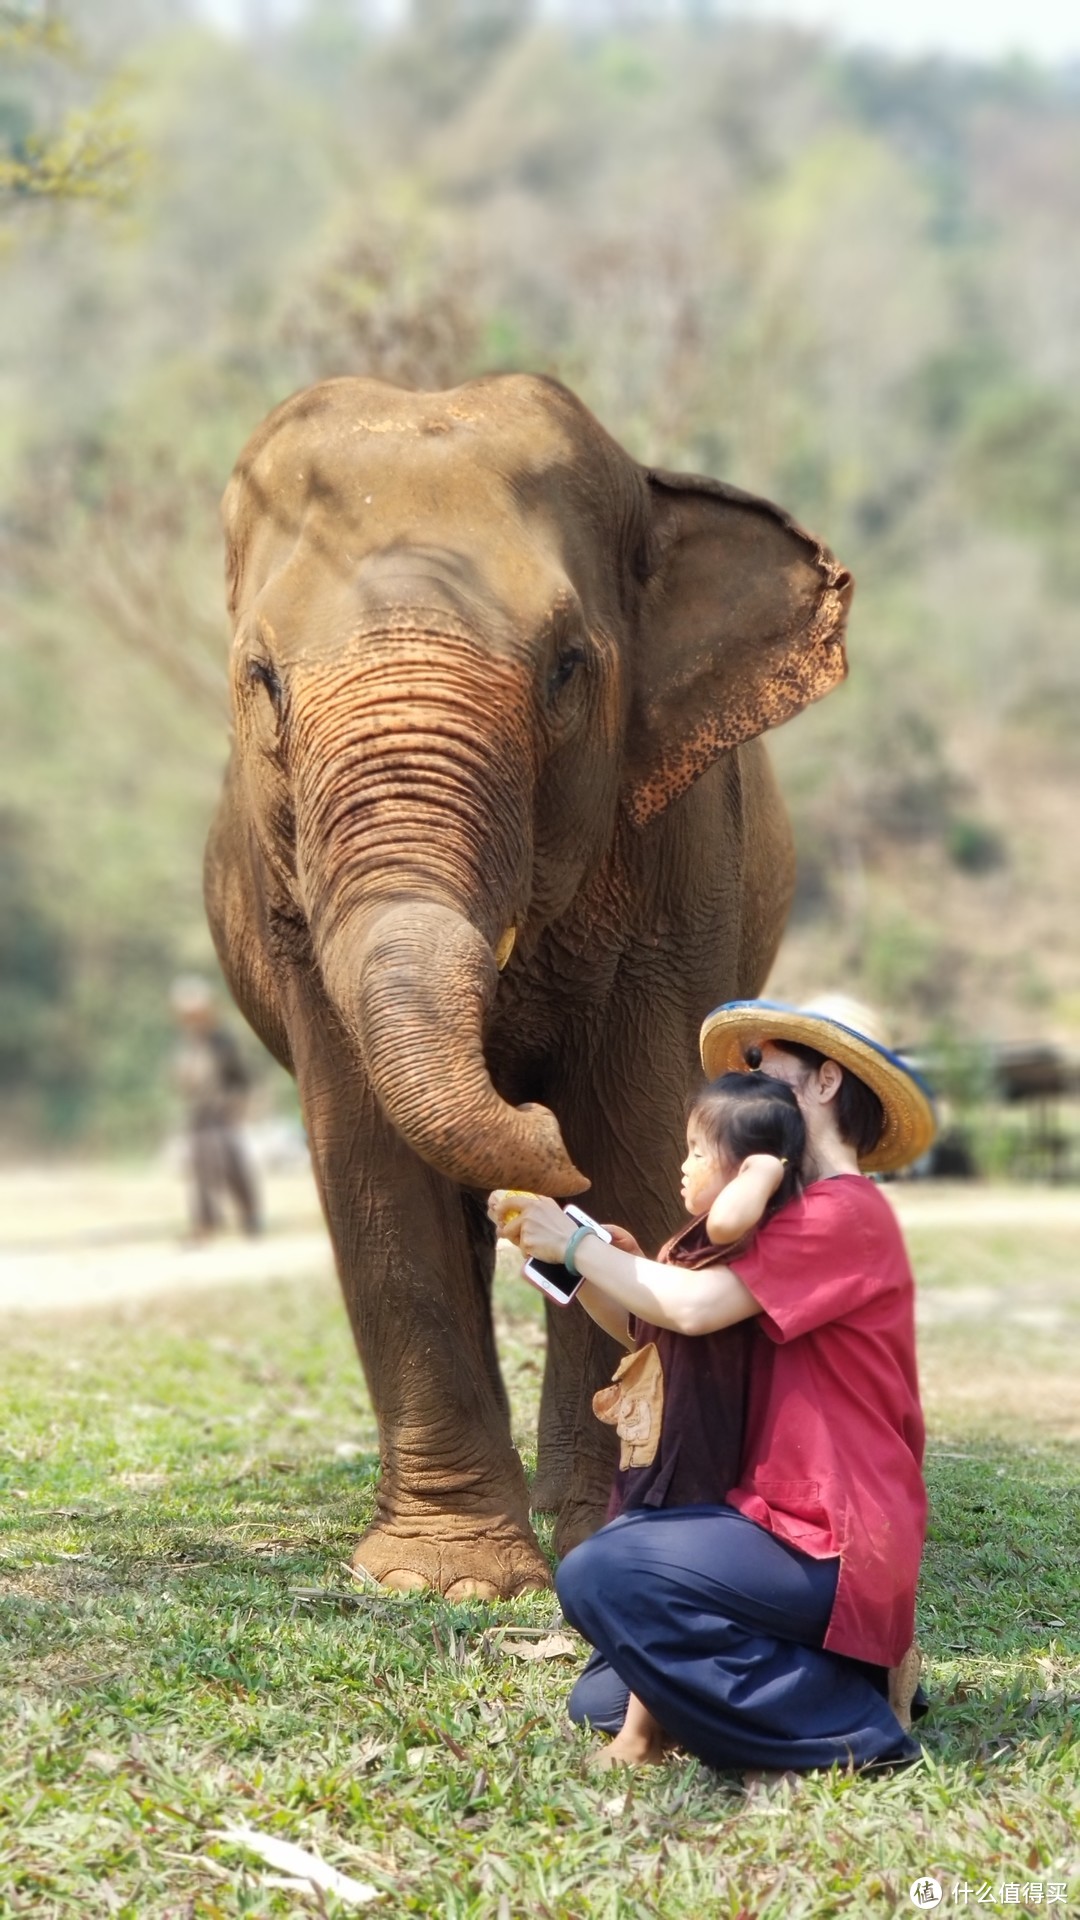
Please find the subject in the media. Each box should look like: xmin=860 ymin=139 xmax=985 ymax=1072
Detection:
xmin=592 ymin=1728 xmax=671 ymax=1771
xmin=887 ymin=1643 xmax=922 ymax=1732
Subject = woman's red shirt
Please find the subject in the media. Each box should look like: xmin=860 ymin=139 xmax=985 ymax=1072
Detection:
xmin=727 ymin=1173 xmax=926 ymax=1668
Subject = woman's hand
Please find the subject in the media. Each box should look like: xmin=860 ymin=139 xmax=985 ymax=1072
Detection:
xmin=489 ymin=1193 xmax=643 ymax=1260
xmin=488 ymin=1190 xmax=574 ymax=1264
xmin=487 ymin=1190 xmax=530 ymax=1246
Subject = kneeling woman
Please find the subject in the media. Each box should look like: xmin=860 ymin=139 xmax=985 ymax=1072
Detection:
xmin=490 ymin=996 xmax=935 ymax=1776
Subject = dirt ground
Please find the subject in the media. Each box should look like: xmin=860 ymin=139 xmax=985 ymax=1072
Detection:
xmin=0 ymin=1162 xmax=332 ymax=1315
xmin=3 ymin=1160 xmax=1080 ymax=1319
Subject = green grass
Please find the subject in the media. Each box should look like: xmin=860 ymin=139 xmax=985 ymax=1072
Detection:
xmin=1 ymin=1229 xmax=1078 ymax=1918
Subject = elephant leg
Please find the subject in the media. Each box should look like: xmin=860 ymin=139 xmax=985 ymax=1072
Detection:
xmin=529 ymin=1093 xmax=667 ymax=1555
xmin=532 ymin=1298 xmax=619 ymax=1544
xmin=537 ymin=756 xmax=795 ymax=1555
xmin=291 ymin=1008 xmax=550 ymax=1600
xmin=537 ymin=977 xmax=714 ymax=1562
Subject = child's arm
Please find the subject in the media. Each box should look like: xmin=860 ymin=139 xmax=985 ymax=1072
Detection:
xmin=705 ymin=1154 xmax=787 ymax=1245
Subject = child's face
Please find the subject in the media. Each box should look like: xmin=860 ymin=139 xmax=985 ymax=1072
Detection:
xmin=680 ymin=1123 xmax=734 ymax=1216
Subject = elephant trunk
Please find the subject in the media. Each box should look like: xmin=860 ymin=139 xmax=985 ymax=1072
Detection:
xmin=292 ymin=638 xmax=588 ymax=1197
xmin=320 ymin=901 xmax=587 ymax=1195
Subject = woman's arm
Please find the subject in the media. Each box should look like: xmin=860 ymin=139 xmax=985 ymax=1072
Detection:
xmin=568 ymin=1235 xmax=760 ymax=1337
xmin=576 ymin=1280 xmax=633 ymax=1348
xmin=706 ymin=1153 xmax=786 ymax=1245
xmin=578 ymin=1221 xmax=641 ymax=1343
xmin=490 ymin=1192 xmax=760 ymax=1338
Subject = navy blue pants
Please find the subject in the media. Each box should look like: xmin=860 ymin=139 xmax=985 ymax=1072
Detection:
xmin=556 ymin=1505 xmax=919 ymax=1773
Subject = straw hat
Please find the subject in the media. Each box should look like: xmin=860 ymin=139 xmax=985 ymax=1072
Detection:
xmin=698 ymin=993 xmax=936 ymax=1174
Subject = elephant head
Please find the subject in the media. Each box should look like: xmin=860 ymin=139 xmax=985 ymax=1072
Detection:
xmin=221 ymin=374 xmax=851 ymax=1196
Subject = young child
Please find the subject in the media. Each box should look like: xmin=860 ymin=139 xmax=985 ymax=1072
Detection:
xmin=587 ymin=1072 xmax=806 ymax=1768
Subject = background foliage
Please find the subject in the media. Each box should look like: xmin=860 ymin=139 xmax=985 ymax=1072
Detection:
xmin=3 ymin=0 xmax=1079 ymax=1150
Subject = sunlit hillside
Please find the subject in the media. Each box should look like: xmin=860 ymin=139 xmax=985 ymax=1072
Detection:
xmin=2 ymin=1 xmax=1079 ymax=1147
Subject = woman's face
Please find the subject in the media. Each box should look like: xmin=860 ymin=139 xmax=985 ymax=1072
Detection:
xmin=753 ymin=1041 xmax=808 ymax=1098
xmin=680 ymin=1122 xmax=734 ymax=1216
xmin=754 ymin=1042 xmax=844 ymax=1126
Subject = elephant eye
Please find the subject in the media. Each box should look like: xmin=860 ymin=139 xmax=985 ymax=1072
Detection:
xmin=248 ymin=658 xmax=283 ymax=709
xmin=549 ymin=644 xmax=585 ymax=700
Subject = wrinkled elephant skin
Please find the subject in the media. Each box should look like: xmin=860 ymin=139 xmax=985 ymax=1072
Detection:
xmin=204 ymin=373 xmax=852 ymax=1596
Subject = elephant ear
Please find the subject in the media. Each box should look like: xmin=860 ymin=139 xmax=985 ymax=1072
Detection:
xmin=623 ymin=469 xmax=852 ymax=828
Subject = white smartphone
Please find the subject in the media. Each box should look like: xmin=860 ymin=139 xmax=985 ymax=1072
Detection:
xmin=523 ymin=1205 xmax=613 ymax=1306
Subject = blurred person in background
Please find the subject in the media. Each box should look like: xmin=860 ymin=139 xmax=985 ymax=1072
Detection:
xmin=169 ymin=975 xmax=261 ymax=1241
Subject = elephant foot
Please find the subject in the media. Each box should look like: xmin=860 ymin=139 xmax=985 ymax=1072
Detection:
xmin=553 ymin=1495 xmax=610 ymax=1564
xmin=352 ymin=1518 xmax=552 ymax=1599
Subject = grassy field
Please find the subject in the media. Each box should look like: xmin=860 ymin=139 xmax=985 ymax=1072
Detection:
xmin=0 ymin=1198 xmax=1077 ymax=1917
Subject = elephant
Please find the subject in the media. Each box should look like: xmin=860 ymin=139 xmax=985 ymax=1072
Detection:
xmin=204 ymin=372 xmax=852 ymax=1600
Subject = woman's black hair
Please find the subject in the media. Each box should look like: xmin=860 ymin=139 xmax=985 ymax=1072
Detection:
xmin=687 ymin=1071 xmax=805 ymax=1224
xmin=763 ymin=1039 xmax=885 ymax=1160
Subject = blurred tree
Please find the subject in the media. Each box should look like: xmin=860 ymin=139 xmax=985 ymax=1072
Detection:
xmin=4 ymin=0 xmax=1080 ymax=1148
xmin=960 ymin=385 xmax=1080 ymax=595
xmin=0 ymin=4 xmax=139 ymax=206
xmin=0 ymin=811 xmax=69 ymax=1124
xmin=388 ymin=0 xmax=536 ymax=124
xmin=277 ymin=214 xmax=483 ymax=389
